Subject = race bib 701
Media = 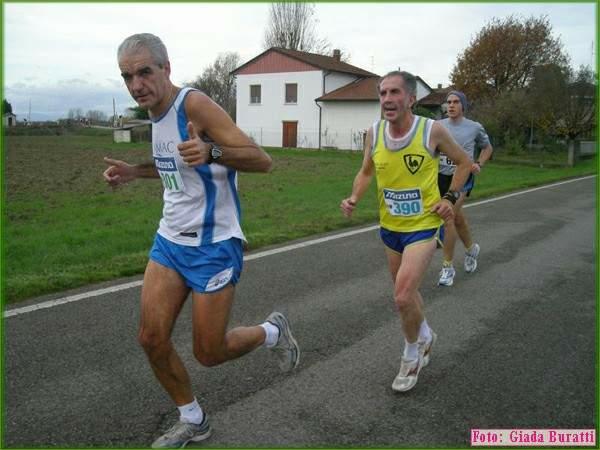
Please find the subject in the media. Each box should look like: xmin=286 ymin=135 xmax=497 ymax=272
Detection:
xmin=383 ymin=188 xmax=423 ymax=217
xmin=155 ymin=156 xmax=185 ymax=192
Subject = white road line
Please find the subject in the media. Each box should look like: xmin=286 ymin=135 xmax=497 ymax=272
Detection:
xmin=3 ymin=281 xmax=144 ymax=318
xmin=4 ymin=175 xmax=595 ymax=318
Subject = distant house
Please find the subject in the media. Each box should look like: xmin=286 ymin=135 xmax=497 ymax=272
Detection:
xmin=232 ymin=47 xmax=379 ymax=150
xmin=232 ymin=47 xmax=439 ymax=150
xmin=3 ymin=112 xmax=17 ymax=127
xmin=415 ymin=84 xmax=455 ymax=119
xmin=113 ymin=119 xmax=152 ymax=143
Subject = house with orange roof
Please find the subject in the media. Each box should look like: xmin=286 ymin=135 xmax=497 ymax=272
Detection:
xmin=233 ymin=47 xmax=435 ymax=150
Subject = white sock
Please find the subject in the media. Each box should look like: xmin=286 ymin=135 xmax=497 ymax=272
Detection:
xmin=419 ymin=319 xmax=432 ymax=343
xmin=403 ymin=340 xmax=419 ymax=361
xmin=178 ymin=398 xmax=203 ymax=424
xmin=261 ymin=321 xmax=280 ymax=348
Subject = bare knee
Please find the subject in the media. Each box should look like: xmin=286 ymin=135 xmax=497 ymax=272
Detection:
xmin=193 ymin=344 xmax=227 ymax=367
xmin=454 ymin=210 xmax=467 ymax=228
xmin=138 ymin=328 xmax=171 ymax=362
xmin=394 ymin=283 xmax=415 ymax=311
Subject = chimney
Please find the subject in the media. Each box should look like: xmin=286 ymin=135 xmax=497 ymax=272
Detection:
xmin=437 ymin=83 xmax=442 ymax=89
xmin=333 ymin=49 xmax=341 ymax=62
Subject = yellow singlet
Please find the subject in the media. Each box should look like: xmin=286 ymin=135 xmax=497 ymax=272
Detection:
xmin=371 ymin=116 xmax=442 ymax=232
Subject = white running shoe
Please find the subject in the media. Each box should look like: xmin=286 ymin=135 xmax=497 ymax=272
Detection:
xmin=151 ymin=416 xmax=212 ymax=448
xmin=266 ymin=312 xmax=300 ymax=372
xmin=392 ymin=354 xmax=424 ymax=392
xmin=438 ymin=265 xmax=456 ymax=286
xmin=418 ymin=331 xmax=438 ymax=368
xmin=464 ymin=243 xmax=480 ymax=273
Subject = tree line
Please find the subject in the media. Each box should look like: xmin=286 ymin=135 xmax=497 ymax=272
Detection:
xmin=451 ymin=15 xmax=596 ymax=162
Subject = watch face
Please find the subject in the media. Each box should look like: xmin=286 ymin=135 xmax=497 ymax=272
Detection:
xmin=211 ymin=145 xmax=222 ymax=159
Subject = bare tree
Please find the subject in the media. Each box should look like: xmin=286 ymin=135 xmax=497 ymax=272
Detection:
xmin=263 ymin=2 xmax=331 ymax=54
xmin=86 ymin=110 xmax=107 ymax=123
xmin=67 ymin=108 xmax=84 ymax=120
xmin=187 ymin=52 xmax=240 ymax=119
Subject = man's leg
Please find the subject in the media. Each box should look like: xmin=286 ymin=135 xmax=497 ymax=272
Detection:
xmin=455 ymin=206 xmax=480 ymax=273
xmin=439 ymin=193 xmax=467 ymax=286
xmin=454 ymin=206 xmax=473 ymax=249
xmin=391 ymin=239 xmax=437 ymax=342
xmin=138 ymin=260 xmax=194 ymax=406
xmin=140 ymin=261 xmax=217 ymax=448
xmin=191 ymin=283 xmax=299 ymax=372
xmin=387 ymin=239 xmax=437 ymax=392
xmin=191 ymin=285 xmax=266 ymax=367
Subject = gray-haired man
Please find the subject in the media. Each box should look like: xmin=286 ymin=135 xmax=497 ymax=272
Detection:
xmin=104 ymin=33 xmax=300 ymax=448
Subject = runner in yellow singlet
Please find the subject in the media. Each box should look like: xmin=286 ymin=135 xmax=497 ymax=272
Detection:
xmin=340 ymin=71 xmax=471 ymax=392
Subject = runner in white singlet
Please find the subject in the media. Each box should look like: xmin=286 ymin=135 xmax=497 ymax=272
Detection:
xmin=103 ymin=33 xmax=299 ymax=448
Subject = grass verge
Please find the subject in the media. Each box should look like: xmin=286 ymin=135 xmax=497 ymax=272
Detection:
xmin=4 ymin=131 xmax=597 ymax=303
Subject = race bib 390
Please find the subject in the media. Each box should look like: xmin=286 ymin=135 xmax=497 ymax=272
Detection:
xmin=383 ymin=188 xmax=423 ymax=217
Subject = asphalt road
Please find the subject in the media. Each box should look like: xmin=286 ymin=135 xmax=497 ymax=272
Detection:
xmin=4 ymin=176 xmax=596 ymax=448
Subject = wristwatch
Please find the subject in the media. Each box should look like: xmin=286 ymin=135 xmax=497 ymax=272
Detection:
xmin=207 ymin=144 xmax=223 ymax=164
xmin=443 ymin=190 xmax=460 ymax=205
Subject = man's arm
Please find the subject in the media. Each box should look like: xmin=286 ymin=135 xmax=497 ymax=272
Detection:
xmin=474 ymin=144 xmax=493 ymax=171
xmin=340 ymin=127 xmax=375 ymax=218
xmin=178 ymin=91 xmax=272 ymax=172
xmin=472 ymin=123 xmax=493 ymax=174
xmin=103 ymin=158 xmax=159 ymax=187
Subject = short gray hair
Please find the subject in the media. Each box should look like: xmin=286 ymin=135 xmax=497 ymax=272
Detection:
xmin=117 ymin=33 xmax=169 ymax=67
xmin=378 ymin=70 xmax=417 ymax=97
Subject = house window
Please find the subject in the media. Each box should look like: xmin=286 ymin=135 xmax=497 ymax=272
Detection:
xmin=250 ymin=85 xmax=261 ymax=104
xmin=285 ymin=83 xmax=298 ymax=104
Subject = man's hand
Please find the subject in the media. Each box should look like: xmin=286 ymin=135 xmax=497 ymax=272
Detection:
xmin=340 ymin=197 xmax=357 ymax=218
xmin=431 ymin=199 xmax=455 ymax=223
xmin=103 ymin=157 xmax=136 ymax=187
xmin=471 ymin=162 xmax=481 ymax=174
xmin=177 ymin=122 xmax=210 ymax=167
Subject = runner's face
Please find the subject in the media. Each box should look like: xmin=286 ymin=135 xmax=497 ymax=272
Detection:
xmin=379 ymin=76 xmax=415 ymax=122
xmin=446 ymin=94 xmax=463 ymax=118
xmin=119 ymin=47 xmax=171 ymax=114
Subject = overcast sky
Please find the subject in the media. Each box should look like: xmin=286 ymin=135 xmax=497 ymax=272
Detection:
xmin=3 ymin=2 xmax=597 ymax=121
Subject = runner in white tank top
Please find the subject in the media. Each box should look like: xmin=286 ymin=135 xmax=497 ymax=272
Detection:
xmin=151 ymin=86 xmax=245 ymax=247
xmin=103 ymin=33 xmax=300 ymax=448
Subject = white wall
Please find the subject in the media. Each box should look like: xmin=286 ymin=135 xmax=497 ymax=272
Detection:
xmin=236 ymin=71 xmax=323 ymax=148
xmin=320 ymin=101 xmax=381 ymax=150
xmin=416 ymin=80 xmax=430 ymax=101
xmin=324 ymin=72 xmax=358 ymax=94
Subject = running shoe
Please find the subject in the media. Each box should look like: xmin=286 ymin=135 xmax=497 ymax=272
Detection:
xmin=151 ymin=415 xmax=212 ymax=448
xmin=464 ymin=243 xmax=480 ymax=273
xmin=266 ymin=312 xmax=300 ymax=372
xmin=438 ymin=265 xmax=456 ymax=286
xmin=419 ymin=330 xmax=437 ymax=367
xmin=392 ymin=354 xmax=424 ymax=392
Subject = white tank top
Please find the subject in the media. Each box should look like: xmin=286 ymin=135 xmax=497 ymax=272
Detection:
xmin=151 ymin=87 xmax=245 ymax=246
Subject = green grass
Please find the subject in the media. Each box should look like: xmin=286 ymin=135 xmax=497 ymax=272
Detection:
xmin=4 ymin=130 xmax=597 ymax=303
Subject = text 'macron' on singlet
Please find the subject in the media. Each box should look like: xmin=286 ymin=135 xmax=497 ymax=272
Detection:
xmin=151 ymin=87 xmax=245 ymax=247
xmin=371 ymin=116 xmax=443 ymax=232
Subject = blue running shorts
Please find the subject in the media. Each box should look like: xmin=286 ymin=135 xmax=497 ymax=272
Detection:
xmin=380 ymin=226 xmax=445 ymax=254
xmin=149 ymin=233 xmax=243 ymax=293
